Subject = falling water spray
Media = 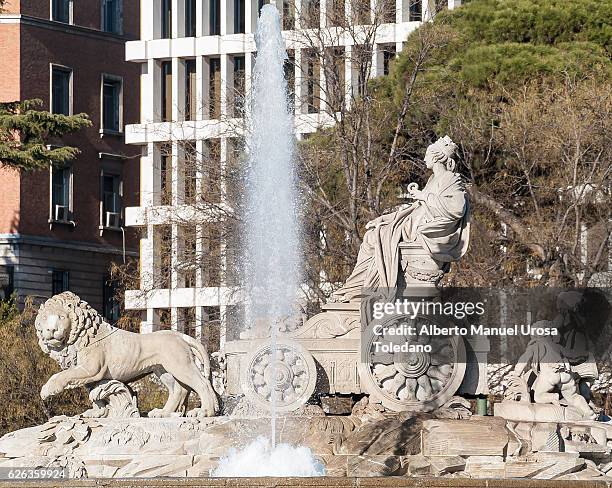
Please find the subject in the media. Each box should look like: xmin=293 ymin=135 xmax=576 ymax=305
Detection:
xmin=244 ymin=4 xmax=301 ymax=449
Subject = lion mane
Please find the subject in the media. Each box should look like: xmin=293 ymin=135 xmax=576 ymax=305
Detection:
xmin=35 ymin=291 xmax=107 ymax=368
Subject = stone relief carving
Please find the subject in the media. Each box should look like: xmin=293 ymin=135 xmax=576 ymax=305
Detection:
xmin=289 ymin=303 xmax=362 ymax=340
xmin=35 ymin=292 xmax=218 ymax=418
xmin=240 ymin=338 xmax=318 ymax=412
xmin=85 ymin=380 xmax=139 ymax=419
xmin=509 ymin=320 xmax=596 ymax=419
xmin=499 ymin=291 xmax=600 ymax=421
xmin=37 ymin=416 xmax=91 ymax=455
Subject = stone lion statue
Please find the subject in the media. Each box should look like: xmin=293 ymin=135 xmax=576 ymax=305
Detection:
xmin=35 ymin=292 xmax=218 ymax=417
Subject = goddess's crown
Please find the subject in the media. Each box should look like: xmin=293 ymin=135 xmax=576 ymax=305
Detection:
xmin=431 ymin=135 xmax=458 ymax=159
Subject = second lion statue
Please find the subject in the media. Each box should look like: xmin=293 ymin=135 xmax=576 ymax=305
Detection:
xmin=35 ymin=291 xmax=218 ymax=417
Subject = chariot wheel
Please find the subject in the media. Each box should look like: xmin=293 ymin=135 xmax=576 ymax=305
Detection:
xmin=358 ymin=314 xmax=466 ymax=412
xmin=241 ymin=338 xmax=318 ymax=413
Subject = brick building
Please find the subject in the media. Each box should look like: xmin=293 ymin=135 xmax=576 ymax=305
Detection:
xmin=0 ymin=0 xmax=140 ymax=319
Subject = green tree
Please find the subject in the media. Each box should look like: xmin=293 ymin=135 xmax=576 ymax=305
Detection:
xmin=393 ymin=0 xmax=612 ymax=286
xmin=0 ymin=99 xmax=91 ymax=171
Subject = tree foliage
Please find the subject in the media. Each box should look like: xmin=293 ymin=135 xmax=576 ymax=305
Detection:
xmin=446 ymin=0 xmax=611 ymax=52
xmin=0 ymin=99 xmax=91 ymax=171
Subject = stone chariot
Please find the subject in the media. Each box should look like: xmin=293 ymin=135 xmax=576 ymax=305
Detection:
xmin=224 ymin=243 xmax=489 ymax=413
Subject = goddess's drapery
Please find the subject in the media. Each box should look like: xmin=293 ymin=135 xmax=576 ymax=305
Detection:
xmin=332 ymin=169 xmax=470 ymax=302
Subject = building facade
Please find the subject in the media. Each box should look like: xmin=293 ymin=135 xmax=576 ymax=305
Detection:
xmin=0 ymin=0 xmax=140 ymax=318
xmin=124 ymin=0 xmax=460 ymax=347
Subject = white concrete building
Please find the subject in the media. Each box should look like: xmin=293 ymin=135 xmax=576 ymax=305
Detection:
xmin=124 ymin=0 xmax=461 ymax=348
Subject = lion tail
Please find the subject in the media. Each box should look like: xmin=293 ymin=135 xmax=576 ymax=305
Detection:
xmin=181 ymin=335 xmax=211 ymax=378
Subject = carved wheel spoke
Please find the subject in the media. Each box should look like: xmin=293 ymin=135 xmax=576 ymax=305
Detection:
xmin=402 ymin=377 xmax=417 ymax=400
xmin=371 ymin=350 xmax=395 ymax=365
xmin=416 ymin=375 xmax=433 ymax=401
xmin=383 ymin=373 xmax=406 ymax=396
xmin=373 ymin=363 xmax=397 ymax=381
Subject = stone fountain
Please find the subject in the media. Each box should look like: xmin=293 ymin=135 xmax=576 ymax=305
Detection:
xmin=2 ymin=5 xmax=612 ymax=484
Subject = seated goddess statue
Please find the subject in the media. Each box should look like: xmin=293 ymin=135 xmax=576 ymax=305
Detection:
xmin=332 ymin=135 xmax=470 ymax=302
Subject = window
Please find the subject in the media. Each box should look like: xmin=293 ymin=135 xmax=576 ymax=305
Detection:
xmin=0 ymin=266 xmax=14 ymax=301
xmin=51 ymin=66 xmax=71 ymax=116
xmin=161 ymin=0 xmax=172 ymax=38
xmin=102 ymin=76 xmax=122 ymax=132
xmin=409 ymin=0 xmax=422 ymax=21
xmin=179 ymin=308 xmax=196 ymax=336
xmin=209 ymin=57 xmax=221 ymax=119
xmin=203 ymin=139 xmax=221 ymax=203
xmin=284 ymin=51 xmax=295 ymax=109
xmin=353 ymin=45 xmax=369 ymax=96
xmin=354 ymin=0 xmax=371 ymax=24
xmin=183 ymin=141 xmax=198 ymax=205
xmin=179 ymin=225 xmax=197 ymax=287
xmin=329 ymin=0 xmax=344 ymax=26
xmin=202 ymin=223 xmax=221 ymax=286
xmin=102 ymin=0 xmax=122 ymax=33
xmin=233 ymin=55 xmax=245 ymax=116
xmin=157 ymin=226 xmax=172 ymax=288
xmin=302 ymin=0 xmax=320 ymax=28
xmin=52 ymin=270 xmax=69 ymax=295
xmin=234 ymin=0 xmax=245 ymax=33
xmin=161 ymin=61 xmax=172 ymax=122
xmin=101 ymin=173 xmax=122 ymax=228
xmin=304 ymin=50 xmax=320 ymax=114
xmin=201 ymin=306 xmax=221 ymax=349
xmin=184 ymin=60 xmax=197 ymax=121
xmin=382 ymin=45 xmax=396 ymax=75
xmin=185 ymin=0 xmax=196 ymax=37
xmin=160 ymin=147 xmax=173 ymax=205
xmin=282 ymin=0 xmax=295 ymax=30
xmin=103 ymin=276 xmax=120 ymax=324
xmin=51 ymin=166 xmax=71 ymax=221
xmin=210 ymin=0 xmax=221 ymax=35
xmin=325 ymin=47 xmax=344 ymax=111
xmin=380 ymin=0 xmax=396 ymax=23
xmin=52 ymin=0 xmax=70 ymax=23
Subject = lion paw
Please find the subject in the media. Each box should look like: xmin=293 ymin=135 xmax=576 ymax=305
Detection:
xmin=40 ymin=379 xmax=63 ymax=400
xmin=186 ymin=407 xmax=214 ymax=418
xmin=148 ymin=408 xmax=174 ymax=418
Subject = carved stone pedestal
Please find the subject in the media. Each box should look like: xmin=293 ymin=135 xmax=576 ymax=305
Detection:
xmin=399 ymin=242 xmax=448 ymax=291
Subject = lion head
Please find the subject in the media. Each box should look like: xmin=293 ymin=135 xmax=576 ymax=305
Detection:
xmin=35 ymin=292 xmax=105 ymax=363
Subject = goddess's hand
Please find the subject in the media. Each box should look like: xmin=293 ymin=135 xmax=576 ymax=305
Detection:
xmin=408 ymin=189 xmax=426 ymax=201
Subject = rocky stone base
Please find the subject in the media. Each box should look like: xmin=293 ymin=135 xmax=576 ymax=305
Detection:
xmin=2 ymin=401 xmax=612 ymax=481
